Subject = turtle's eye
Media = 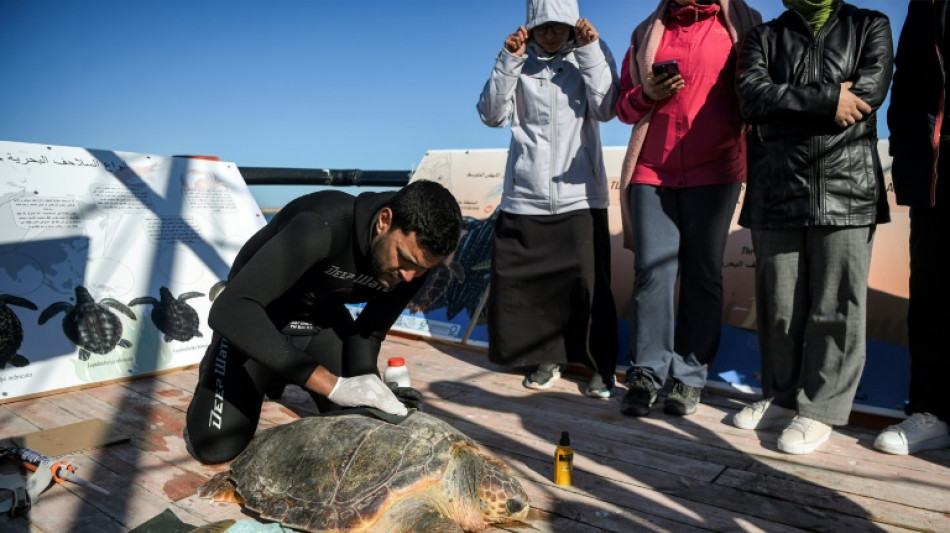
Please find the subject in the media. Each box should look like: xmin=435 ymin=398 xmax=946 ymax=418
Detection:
xmin=506 ymin=498 xmax=526 ymax=515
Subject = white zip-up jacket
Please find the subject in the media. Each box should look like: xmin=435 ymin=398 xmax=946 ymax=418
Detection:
xmin=477 ymin=0 xmax=619 ymax=215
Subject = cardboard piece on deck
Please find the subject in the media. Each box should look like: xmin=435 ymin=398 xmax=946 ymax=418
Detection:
xmin=9 ymin=419 xmax=131 ymax=457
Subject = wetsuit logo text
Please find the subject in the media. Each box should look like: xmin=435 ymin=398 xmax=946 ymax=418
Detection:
xmin=208 ymin=338 xmax=228 ymax=430
xmin=324 ymin=265 xmax=389 ymax=291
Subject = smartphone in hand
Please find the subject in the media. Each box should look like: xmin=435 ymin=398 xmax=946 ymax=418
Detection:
xmin=652 ymin=59 xmax=680 ymax=79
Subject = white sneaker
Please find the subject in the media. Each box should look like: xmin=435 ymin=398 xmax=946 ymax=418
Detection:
xmin=873 ymin=412 xmax=950 ymax=455
xmin=777 ymin=416 xmax=832 ymax=455
xmin=732 ymin=398 xmax=796 ymax=430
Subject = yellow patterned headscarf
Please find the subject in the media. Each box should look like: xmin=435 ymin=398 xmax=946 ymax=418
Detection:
xmin=783 ymin=0 xmax=840 ymax=35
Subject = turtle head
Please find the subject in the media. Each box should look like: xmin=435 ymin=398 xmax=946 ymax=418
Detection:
xmin=476 ymin=455 xmax=529 ymax=522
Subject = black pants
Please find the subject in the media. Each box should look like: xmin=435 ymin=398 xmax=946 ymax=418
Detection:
xmin=487 ymin=209 xmax=618 ymax=379
xmin=906 ymin=178 xmax=950 ymax=422
xmin=185 ymin=312 xmax=375 ymax=464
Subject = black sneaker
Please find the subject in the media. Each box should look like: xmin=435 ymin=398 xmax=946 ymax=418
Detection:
xmin=621 ymin=369 xmax=657 ymax=417
xmin=587 ymin=373 xmax=616 ymax=399
xmin=664 ymin=380 xmax=702 ymax=416
xmin=523 ymin=362 xmax=561 ymax=390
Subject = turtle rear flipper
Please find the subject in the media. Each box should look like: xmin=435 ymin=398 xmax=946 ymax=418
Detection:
xmin=118 ymin=339 xmax=132 ymax=349
xmin=0 ymin=353 xmax=29 ymax=369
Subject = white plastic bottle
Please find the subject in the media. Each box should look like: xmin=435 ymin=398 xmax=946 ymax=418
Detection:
xmin=384 ymin=357 xmax=411 ymax=388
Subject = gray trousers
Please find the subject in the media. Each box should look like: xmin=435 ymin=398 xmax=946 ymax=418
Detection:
xmin=628 ymin=183 xmax=741 ymax=389
xmin=752 ymin=226 xmax=875 ymax=426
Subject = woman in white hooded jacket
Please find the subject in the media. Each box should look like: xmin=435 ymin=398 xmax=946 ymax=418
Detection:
xmin=477 ymin=0 xmax=620 ymax=397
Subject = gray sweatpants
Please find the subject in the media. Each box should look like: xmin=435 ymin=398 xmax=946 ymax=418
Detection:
xmin=752 ymin=226 xmax=875 ymax=426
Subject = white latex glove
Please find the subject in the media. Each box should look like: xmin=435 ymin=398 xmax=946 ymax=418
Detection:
xmin=327 ymin=374 xmax=409 ymax=416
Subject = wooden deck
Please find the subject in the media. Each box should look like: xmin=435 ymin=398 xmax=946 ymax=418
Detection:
xmin=2 ymin=334 xmax=948 ymax=532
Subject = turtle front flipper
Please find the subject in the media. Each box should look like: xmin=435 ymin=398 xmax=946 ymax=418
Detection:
xmin=373 ymin=501 xmax=465 ymax=533
xmin=38 ymin=302 xmax=72 ymax=325
xmin=178 ymin=292 xmax=205 ymax=302
xmin=118 ymin=339 xmax=132 ymax=349
xmin=128 ymin=296 xmax=158 ymax=307
xmin=197 ymin=472 xmax=244 ymax=504
xmin=1 ymin=295 xmax=38 ymax=311
xmin=100 ymin=299 xmax=136 ymax=320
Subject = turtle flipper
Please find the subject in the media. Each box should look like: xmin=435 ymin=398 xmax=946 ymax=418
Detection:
xmin=100 ymin=299 xmax=136 ymax=320
xmin=178 ymin=292 xmax=205 ymax=302
xmin=373 ymin=503 xmax=465 ymax=533
xmin=9 ymin=354 xmax=29 ymax=368
xmin=118 ymin=339 xmax=132 ymax=349
xmin=128 ymin=296 xmax=158 ymax=307
xmin=38 ymin=302 xmax=71 ymax=325
xmin=78 ymin=349 xmax=91 ymax=361
xmin=197 ymin=472 xmax=243 ymax=503
xmin=0 ymin=295 xmax=38 ymax=310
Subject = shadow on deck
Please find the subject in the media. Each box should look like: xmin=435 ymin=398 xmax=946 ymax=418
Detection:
xmin=1 ymin=335 xmax=948 ymax=532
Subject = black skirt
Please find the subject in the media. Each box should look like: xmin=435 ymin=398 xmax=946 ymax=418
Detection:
xmin=487 ymin=209 xmax=618 ymax=374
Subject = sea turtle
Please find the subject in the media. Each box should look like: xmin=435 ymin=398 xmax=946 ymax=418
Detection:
xmin=129 ymin=286 xmax=205 ymax=342
xmin=0 ymin=294 xmax=37 ymax=369
xmin=38 ymin=286 xmax=136 ymax=361
xmin=198 ymin=412 xmax=530 ymax=532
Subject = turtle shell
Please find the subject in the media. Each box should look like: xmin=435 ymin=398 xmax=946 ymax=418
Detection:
xmin=214 ymin=413 xmax=477 ymax=531
xmin=63 ymin=302 xmax=124 ymax=354
xmin=0 ymin=295 xmax=36 ymax=368
xmin=151 ymin=288 xmax=203 ymax=342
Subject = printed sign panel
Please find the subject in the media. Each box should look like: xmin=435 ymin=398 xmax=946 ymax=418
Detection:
xmin=0 ymin=141 xmax=265 ymax=402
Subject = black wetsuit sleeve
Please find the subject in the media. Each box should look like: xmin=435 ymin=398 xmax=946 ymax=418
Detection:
xmin=343 ymin=277 xmax=425 ymax=373
xmin=208 ymin=211 xmax=332 ymax=385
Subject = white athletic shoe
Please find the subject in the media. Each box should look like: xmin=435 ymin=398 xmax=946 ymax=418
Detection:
xmin=874 ymin=412 xmax=950 ymax=455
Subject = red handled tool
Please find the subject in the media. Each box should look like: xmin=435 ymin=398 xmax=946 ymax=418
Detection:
xmin=5 ymin=447 xmax=110 ymax=495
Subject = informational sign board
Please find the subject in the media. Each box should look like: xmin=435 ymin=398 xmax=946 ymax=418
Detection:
xmin=0 ymin=141 xmax=265 ymax=402
xmin=396 ymin=143 xmax=911 ymax=414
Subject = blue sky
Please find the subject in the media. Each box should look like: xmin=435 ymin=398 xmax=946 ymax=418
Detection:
xmin=1 ymin=0 xmax=905 ymax=171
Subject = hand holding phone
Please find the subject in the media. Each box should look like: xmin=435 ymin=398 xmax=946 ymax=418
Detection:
xmin=644 ymin=59 xmax=684 ymax=102
xmin=652 ymin=60 xmax=680 ymax=80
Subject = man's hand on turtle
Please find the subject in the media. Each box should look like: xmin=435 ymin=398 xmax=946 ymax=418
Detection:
xmin=328 ymin=374 xmax=409 ymax=416
xmin=387 ymin=382 xmax=424 ymax=410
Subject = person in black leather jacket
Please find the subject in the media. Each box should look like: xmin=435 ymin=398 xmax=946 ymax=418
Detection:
xmin=730 ymin=0 xmax=893 ymax=455
xmin=874 ymin=0 xmax=950 ymax=456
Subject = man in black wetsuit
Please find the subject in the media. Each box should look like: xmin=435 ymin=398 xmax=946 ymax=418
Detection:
xmin=185 ymin=180 xmax=462 ymax=464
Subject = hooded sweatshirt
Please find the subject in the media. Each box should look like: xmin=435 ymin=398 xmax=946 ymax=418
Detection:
xmin=477 ymin=0 xmax=619 ymax=215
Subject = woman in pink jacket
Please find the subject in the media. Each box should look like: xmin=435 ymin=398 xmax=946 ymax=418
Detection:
xmin=616 ymin=0 xmax=760 ymax=417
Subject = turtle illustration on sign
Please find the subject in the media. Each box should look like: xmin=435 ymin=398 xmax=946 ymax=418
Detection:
xmin=0 ymin=294 xmax=37 ymax=369
xmin=129 ymin=286 xmax=205 ymax=342
xmin=38 ymin=286 xmax=136 ymax=361
xmin=198 ymin=411 xmax=530 ymax=532
xmin=406 ymin=211 xmax=496 ymax=322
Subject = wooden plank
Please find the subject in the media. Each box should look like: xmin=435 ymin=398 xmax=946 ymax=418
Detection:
xmin=715 ymin=467 xmax=950 ymax=532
